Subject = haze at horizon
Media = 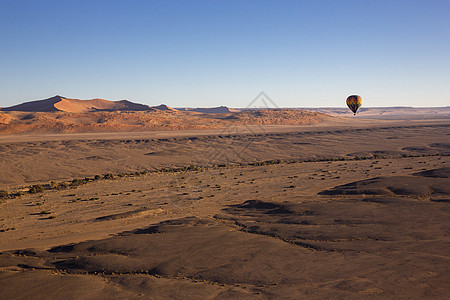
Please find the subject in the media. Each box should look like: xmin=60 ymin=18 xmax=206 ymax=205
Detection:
xmin=0 ymin=0 xmax=449 ymax=108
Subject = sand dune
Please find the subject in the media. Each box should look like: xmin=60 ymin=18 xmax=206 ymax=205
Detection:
xmin=151 ymin=104 xmax=178 ymax=111
xmin=1 ymin=95 xmax=155 ymax=113
xmin=0 ymin=113 xmax=11 ymax=124
xmin=320 ymin=167 xmax=450 ymax=198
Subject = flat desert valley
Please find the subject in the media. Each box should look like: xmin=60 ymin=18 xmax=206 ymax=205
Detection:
xmin=0 ymin=101 xmax=449 ymax=299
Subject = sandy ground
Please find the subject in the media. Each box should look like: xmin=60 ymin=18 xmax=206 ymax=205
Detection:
xmin=0 ymin=117 xmax=449 ymax=299
xmin=0 ymin=118 xmax=448 ymax=189
xmin=0 ymin=108 xmax=328 ymax=135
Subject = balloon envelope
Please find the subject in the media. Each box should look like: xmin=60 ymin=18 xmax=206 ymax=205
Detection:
xmin=346 ymin=95 xmax=362 ymax=114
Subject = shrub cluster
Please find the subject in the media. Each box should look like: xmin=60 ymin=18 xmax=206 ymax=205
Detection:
xmin=2 ymin=152 xmax=446 ymax=201
xmin=70 ymin=178 xmax=92 ymax=187
xmin=0 ymin=190 xmax=9 ymax=199
xmin=28 ymin=184 xmax=44 ymax=194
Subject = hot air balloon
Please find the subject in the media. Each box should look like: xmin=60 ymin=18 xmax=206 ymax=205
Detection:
xmin=346 ymin=95 xmax=362 ymax=115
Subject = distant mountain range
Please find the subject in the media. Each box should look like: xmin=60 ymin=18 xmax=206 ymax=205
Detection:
xmin=0 ymin=96 xmax=242 ymax=114
xmin=0 ymin=95 xmax=177 ymax=113
xmin=1 ymin=96 xmax=449 ymax=118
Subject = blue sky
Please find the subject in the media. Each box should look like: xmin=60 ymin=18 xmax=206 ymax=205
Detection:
xmin=1 ymin=0 xmax=449 ymax=107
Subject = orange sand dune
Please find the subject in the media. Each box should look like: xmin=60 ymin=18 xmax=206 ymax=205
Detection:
xmin=152 ymin=104 xmax=178 ymax=111
xmin=1 ymin=95 xmax=158 ymax=113
xmin=0 ymin=113 xmax=11 ymax=124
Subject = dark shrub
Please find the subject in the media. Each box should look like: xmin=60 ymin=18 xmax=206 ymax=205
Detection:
xmin=58 ymin=182 xmax=69 ymax=190
xmin=70 ymin=179 xmax=84 ymax=187
xmin=29 ymin=185 xmax=44 ymax=194
xmin=0 ymin=190 xmax=9 ymax=199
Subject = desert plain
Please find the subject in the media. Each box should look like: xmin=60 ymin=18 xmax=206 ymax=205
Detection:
xmin=0 ymin=100 xmax=449 ymax=299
